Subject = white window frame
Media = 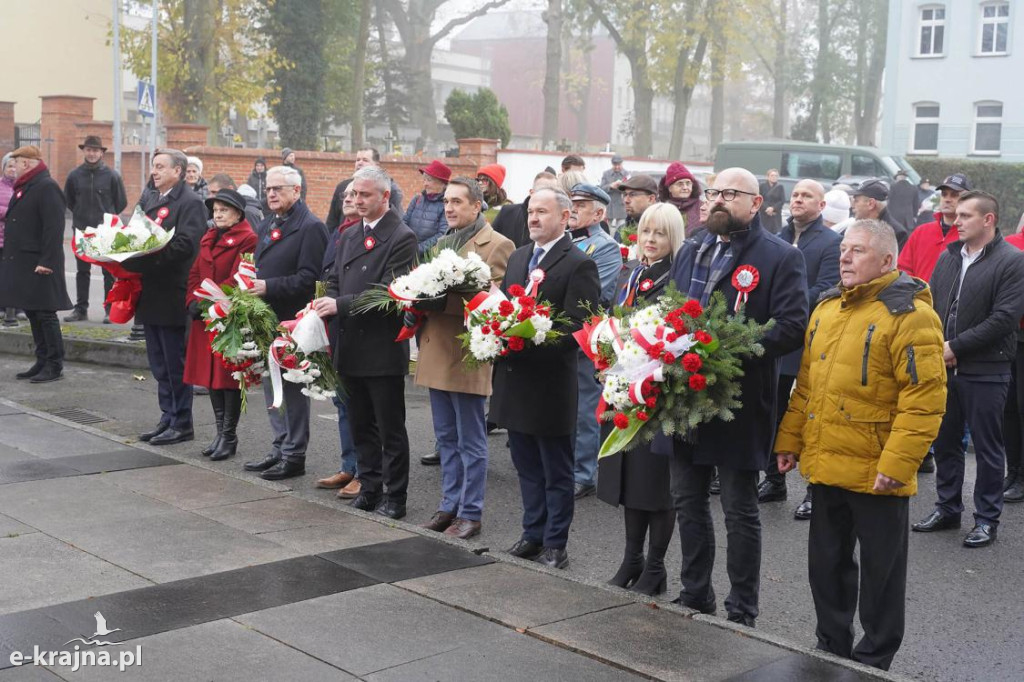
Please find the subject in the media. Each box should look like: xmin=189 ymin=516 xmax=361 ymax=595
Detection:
xmin=971 ymin=101 xmax=1003 ymax=155
xmin=911 ymin=102 xmax=941 ymax=154
xmin=917 ymin=5 xmax=947 ymax=57
xmin=978 ymin=1 xmax=1011 ymax=55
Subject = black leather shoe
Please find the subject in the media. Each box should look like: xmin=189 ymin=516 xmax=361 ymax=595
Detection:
xmin=963 ymin=523 xmax=996 ymax=547
xmin=29 ymin=367 xmax=63 ymax=383
xmin=507 ymin=538 xmax=543 ymax=560
xmin=243 ymin=454 xmax=281 ymax=472
xmin=727 ymin=612 xmax=756 ymax=628
xmin=16 ymin=362 xmax=44 ymax=380
xmin=574 ymin=483 xmax=596 ymax=499
xmin=375 ymin=500 xmax=407 ymax=520
xmin=63 ymin=308 xmax=87 ymax=322
xmin=148 ymin=427 xmax=194 ymax=446
xmin=139 ymin=422 xmax=170 ymax=442
xmin=420 ymin=450 xmax=440 ymax=465
xmin=1005 ymin=478 xmax=1024 ymax=502
xmin=260 ymin=459 xmax=305 ymax=481
xmin=794 ymin=492 xmax=813 ymax=520
xmin=757 ymin=477 xmax=788 ymax=503
xmin=349 ymin=492 xmax=383 ymax=511
xmin=918 ymin=452 xmax=936 ymax=473
xmin=534 ymin=547 xmax=569 ymax=569
xmin=912 ymin=510 xmax=962 ymax=532
xmin=671 ymin=593 xmax=716 ymax=615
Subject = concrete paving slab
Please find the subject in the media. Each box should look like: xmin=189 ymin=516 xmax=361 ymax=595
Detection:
xmin=54 ymin=510 xmax=301 ymax=583
xmin=258 ymin=517 xmax=415 ymax=555
xmin=101 ymin=465 xmax=284 ymax=511
xmin=728 ymin=652 xmax=874 ymax=681
xmin=0 ymin=477 xmax=179 ymax=532
xmin=0 ymin=515 xmax=35 ymax=538
xmin=43 ymin=619 xmax=357 ymax=681
xmin=0 ymin=405 xmax=23 ymax=417
xmin=0 ymin=533 xmax=150 ymax=615
xmin=0 ymin=460 xmax=79 ymax=486
xmin=531 ymin=603 xmax=787 ymax=681
xmin=365 ymin=626 xmax=645 ymax=682
xmin=397 ymin=562 xmax=630 ymax=629
xmin=318 ymin=535 xmax=493 ymax=583
xmin=237 ymin=584 xmax=504 ymax=677
xmin=0 ymin=415 xmax=124 ymax=459
xmin=50 ymin=450 xmax=178 ymax=475
xmin=0 ymin=445 xmax=34 ymax=465
xmin=193 ymin=495 xmax=350 ymax=534
xmin=0 ymin=666 xmax=64 ymax=680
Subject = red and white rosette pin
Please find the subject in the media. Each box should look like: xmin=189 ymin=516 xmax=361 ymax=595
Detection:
xmin=270 ymin=228 xmax=282 ymax=242
xmin=731 ymin=265 xmax=760 ymax=312
xmin=526 ymin=268 xmax=546 ymax=297
xmin=364 ymin=235 xmax=376 ymax=250
xmin=155 ymin=206 xmax=170 ymax=225
xmin=639 ymin=278 xmax=653 ymax=293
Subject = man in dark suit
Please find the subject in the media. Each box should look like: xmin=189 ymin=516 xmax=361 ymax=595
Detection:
xmin=242 ymin=165 xmax=328 ymax=481
xmin=312 ymin=166 xmax=418 ymax=519
xmin=657 ymin=167 xmax=808 ymax=627
xmin=122 ymin=149 xmax=207 ymax=445
xmin=489 ymin=187 xmax=601 ymax=569
xmin=758 ymin=179 xmax=841 ymax=517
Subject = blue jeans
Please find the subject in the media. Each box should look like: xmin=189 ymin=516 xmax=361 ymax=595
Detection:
xmin=332 ymin=394 xmax=359 ymax=476
xmin=430 ymin=389 xmax=488 ymax=521
xmin=573 ymin=350 xmax=601 ymax=486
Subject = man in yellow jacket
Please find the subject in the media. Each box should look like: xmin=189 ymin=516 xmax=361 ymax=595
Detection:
xmin=774 ymin=219 xmax=946 ymax=671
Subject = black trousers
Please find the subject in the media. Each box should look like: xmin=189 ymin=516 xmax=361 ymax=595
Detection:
xmin=508 ymin=431 xmax=575 ymax=548
xmin=670 ymin=455 xmax=761 ymax=621
xmin=809 ymin=484 xmax=909 ymax=671
xmin=934 ymin=373 xmax=1009 ymax=526
xmin=25 ymin=310 xmax=64 ymax=370
xmin=144 ymin=324 xmax=193 ymax=429
xmin=765 ymin=374 xmax=797 ymax=480
xmin=345 ymin=374 xmax=410 ymax=503
xmin=1002 ymin=344 xmax=1024 ymax=477
xmin=74 ymin=258 xmax=114 ymax=311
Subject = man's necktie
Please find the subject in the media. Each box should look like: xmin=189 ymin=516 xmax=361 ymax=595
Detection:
xmin=362 ymin=221 xmax=372 ymax=236
xmin=528 ymin=247 xmax=544 ymax=273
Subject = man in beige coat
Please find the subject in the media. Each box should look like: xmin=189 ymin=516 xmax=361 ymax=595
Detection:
xmin=416 ymin=177 xmax=514 ymax=539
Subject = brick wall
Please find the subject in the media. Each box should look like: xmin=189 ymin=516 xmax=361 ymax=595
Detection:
xmin=40 ymin=95 xmax=96 ymax=186
xmin=0 ymin=102 xmax=14 ymax=156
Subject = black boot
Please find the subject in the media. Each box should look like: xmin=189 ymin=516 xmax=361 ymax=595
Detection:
xmin=608 ymin=508 xmax=647 ymax=588
xmin=29 ymin=313 xmax=65 ymax=383
xmin=202 ymin=390 xmax=226 ymax=456
xmin=210 ymin=390 xmax=241 ymax=461
xmin=1005 ymin=469 xmax=1024 ymax=503
xmin=632 ymin=509 xmax=673 ymax=596
xmin=1004 ymin=467 xmax=1020 ymax=493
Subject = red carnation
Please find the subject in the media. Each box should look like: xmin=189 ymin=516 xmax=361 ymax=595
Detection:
xmin=645 ymin=397 xmax=658 ymax=408
xmin=620 ymin=246 xmax=630 ymax=258
xmin=281 ymin=354 xmax=299 ymax=369
xmin=481 ymin=326 xmax=490 ymax=335
xmin=636 ymin=410 xmax=649 ymax=422
xmin=689 ymin=374 xmax=707 ymax=391
xmin=498 ymin=300 xmax=515 ymax=316
xmin=663 ymin=352 xmax=676 ymax=365
xmin=508 ymin=336 xmax=525 ymax=351
xmin=508 ymin=284 xmax=526 ymax=297
xmin=694 ymin=330 xmax=712 ymax=345
xmin=682 ymin=300 xmax=703 ymax=318
xmin=613 ymin=413 xmax=630 ymax=429
xmin=628 ymin=233 xmax=638 ymax=243
xmin=682 ymin=352 xmax=703 ymax=373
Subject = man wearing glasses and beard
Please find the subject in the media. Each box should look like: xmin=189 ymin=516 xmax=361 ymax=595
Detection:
xmin=653 ymin=167 xmax=808 ymax=628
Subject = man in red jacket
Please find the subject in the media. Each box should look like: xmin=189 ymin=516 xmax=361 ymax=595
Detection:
xmin=897 ymin=173 xmax=970 ymax=282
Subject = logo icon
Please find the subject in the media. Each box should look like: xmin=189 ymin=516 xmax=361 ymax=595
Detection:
xmin=64 ymin=612 xmax=122 ymax=648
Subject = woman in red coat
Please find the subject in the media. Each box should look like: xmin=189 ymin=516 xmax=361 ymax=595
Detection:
xmin=184 ymin=189 xmax=258 ymax=461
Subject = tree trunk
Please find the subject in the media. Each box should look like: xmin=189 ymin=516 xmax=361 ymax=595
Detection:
xmin=574 ymin=50 xmax=592 ymax=149
xmin=183 ymin=0 xmax=217 ymax=131
xmin=806 ymin=0 xmax=829 ymax=140
xmin=375 ymin=0 xmax=400 ymax=141
xmin=772 ymin=0 xmax=788 ymax=138
xmin=709 ymin=24 xmax=725 ymax=154
xmin=631 ymin=64 xmax=654 ymax=157
xmin=853 ymin=2 xmax=868 ymax=144
xmin=858 ymin=0 xmax=888 ymax=145
xmin=542 ymin=0 xmax=562 ymax=149
xmin=350 ymin=0 xmax=372 ymax=150
xmin=667 ymin=34 xmax=708 ymax=160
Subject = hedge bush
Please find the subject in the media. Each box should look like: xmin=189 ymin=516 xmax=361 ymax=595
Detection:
xmin=908 ymin=157 xmax=1024 ymax=233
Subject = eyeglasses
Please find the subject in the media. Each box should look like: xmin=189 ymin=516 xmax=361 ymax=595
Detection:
xmin=475 ymin=177 xmax=489 ymax=184
xmin=266 ymin=186 xmax=292 ymax=194
xmin=704 ymin=188 xmax=758 ymax=202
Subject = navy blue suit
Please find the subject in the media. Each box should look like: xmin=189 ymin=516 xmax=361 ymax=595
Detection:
xmin=657 ymin=214 xmax=808 ymax=623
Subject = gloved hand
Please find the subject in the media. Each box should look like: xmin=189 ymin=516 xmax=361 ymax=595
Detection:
xmin=402 ymin=310 xmax=419 ymax=328
xmin=412 ymin=295 xmax=446 ymax=312
xmin=187 ymin=300 xmax=203 ymax=321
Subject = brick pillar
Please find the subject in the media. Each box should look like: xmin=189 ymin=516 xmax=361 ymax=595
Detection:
xmin=0 ymin=102 xmax=15 ymax=155
xmin=40 ymin=95 xmax=96 ymax=185
xmin=74 ymin=121 xmax=116 ymax=165
xmin=165 ymin=124 xmax=210 ymax=152
xmin=456 ymin=138 xmax=499 ymax=168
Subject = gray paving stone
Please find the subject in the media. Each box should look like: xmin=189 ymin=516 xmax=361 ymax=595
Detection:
xmin=398 ymin=563 xmax=631 ymax=629
xmin=0 ymin=460 xmax=79 ymax=486
xmin=53 ymin=510 xmax=300 ymax=583
xmin=194 ymin=495 xmax=350 ymax=534
xmin=42 ymin=619 xmax=356 ymax=681
xmin=50 ymin=450 xmax=178 ymax=475
xmin=318 ymin=535 xmax=492 ymax=583
xmin=0 ymin=477 xmax=178 ymax=533
xmin=0 ymin=445 xmax=33 ymax=465
xmin=366 ymin=627 xmax=646 ymax=681
xmin=727 ymin=652 xmax=874 ymax=681
xmin=0 ymin=405 xmax=22 ymax=417
xmin=0 ymin=533 xmax=150 ymax=615
xmin=0 ymin=415 xmax=122 ymax=458
xmin=237 ymin=584 xmax=506 ymax=677
xmin=258 ymin=517 xmax=415 ymax=555
xmin=0 ymin=666 xmax=64 ymax=680
xmin=0 ymin=514 xmax=35 ymax=538
xmin=102 ymin=465 xmax=284 ymax=511
xmin=531 ymin=604 xmax=788 ymax=681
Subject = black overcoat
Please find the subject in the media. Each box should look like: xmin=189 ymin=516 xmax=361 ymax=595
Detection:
xmin=120 ymin=180 xmax=207 ymax=326
xmin=327 ymin=209 xmax=417 ymax=377
xmin=0 ymin=167 xmax=73 ymax=311
xmin=253 ymin=200 xmax=329 ymax=322
xmin=489 ymin=233 xmax=601 ymax=436
xmin=652 ymin=215 xmax=809 ymax=470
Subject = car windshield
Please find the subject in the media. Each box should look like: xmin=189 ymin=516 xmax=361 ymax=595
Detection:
xmin=884 ymin=156 xmax=921 ymax=185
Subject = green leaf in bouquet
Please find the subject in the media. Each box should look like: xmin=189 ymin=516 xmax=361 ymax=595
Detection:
xmin=599 ymin=416 xmax=644 ymax=459
xmin=504 ymin=318 xmax=537 ymax=338
xmin=111 ymin=231 xmax=133 ymax=251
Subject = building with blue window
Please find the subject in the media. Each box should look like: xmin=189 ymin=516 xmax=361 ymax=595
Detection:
xmin=881 ymin=0 xmax=1023 ymax=161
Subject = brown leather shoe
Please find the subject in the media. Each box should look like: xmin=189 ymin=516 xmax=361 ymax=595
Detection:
xmin=420 ymin=511 xmax=456 ymax=532
xmin=444 ymin=518 xmax=481 ymax=540
xmin=317 ymin=472 xmax=354 ymax=489
xmin=336 ymin=479 xmax=362 ymax=499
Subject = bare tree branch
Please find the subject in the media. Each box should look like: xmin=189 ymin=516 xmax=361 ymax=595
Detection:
xmin=429 ymin=0 xmax=513 ymax=47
